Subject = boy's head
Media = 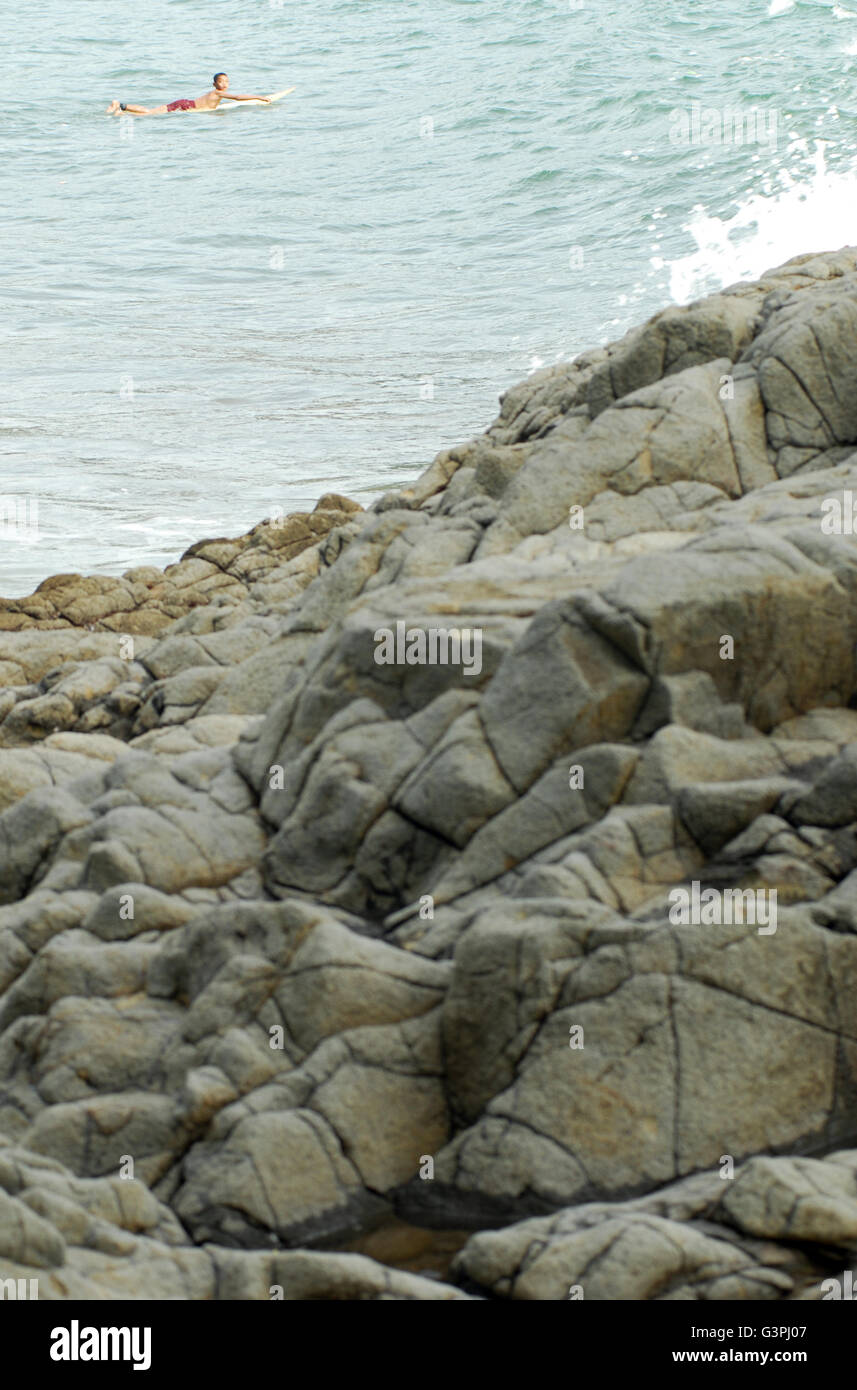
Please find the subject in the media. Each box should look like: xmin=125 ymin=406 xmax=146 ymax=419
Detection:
xmin=213 ymin=73 xmax=229 ymax=90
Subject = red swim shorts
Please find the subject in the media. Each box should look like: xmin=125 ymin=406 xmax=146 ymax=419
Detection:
xmin=166 ymin=98 xmax=196 ymax=112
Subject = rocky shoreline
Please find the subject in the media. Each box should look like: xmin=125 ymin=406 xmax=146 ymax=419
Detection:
xmin=3 ymin=248 xmax=857 ymax=1298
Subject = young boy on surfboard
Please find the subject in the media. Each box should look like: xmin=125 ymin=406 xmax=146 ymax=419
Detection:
xmin=106 ymin=73 xmax=285 ymax=115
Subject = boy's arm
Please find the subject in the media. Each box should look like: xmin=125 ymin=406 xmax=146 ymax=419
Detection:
xmin=222 ymin=92 xmax=271 ymax=102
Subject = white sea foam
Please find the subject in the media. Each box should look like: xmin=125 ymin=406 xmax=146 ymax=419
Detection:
xmin=665 ymin=143 xmax=857 ymax=304
xmin=768 ymin=0 xmax=794 ymax=15
xmin=115 ymin=517 xmax=223 ymax=539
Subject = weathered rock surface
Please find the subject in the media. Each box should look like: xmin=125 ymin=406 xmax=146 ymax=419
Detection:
xmin=453 ymin=1149 xmax=857 ymax=1299
xmin=0 ymin=1138 xmax=470 ymax=1299
xmin=0 ymin=494 xmax=364 ymax=636
xmin=5 ymin=248 xmax=857 ymax=1298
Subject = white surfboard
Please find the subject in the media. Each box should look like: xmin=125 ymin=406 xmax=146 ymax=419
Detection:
xmin=219 ymin=87 xmax=294 ymax=109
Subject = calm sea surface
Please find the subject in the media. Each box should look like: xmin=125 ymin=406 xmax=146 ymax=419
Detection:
xmin=3 ymin=0 xmax=857 ymax=595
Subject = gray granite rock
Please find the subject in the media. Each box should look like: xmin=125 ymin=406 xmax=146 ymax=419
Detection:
xmin=5 ymin=249 xmax=857 ymax=1299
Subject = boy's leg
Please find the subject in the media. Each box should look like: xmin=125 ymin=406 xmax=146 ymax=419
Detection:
xmin=106 ymin=101 xmax=166 ymax=115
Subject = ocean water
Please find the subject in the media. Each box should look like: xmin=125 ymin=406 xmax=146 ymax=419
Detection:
xmin=4 ymin=0 xmax=857 ymax=596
